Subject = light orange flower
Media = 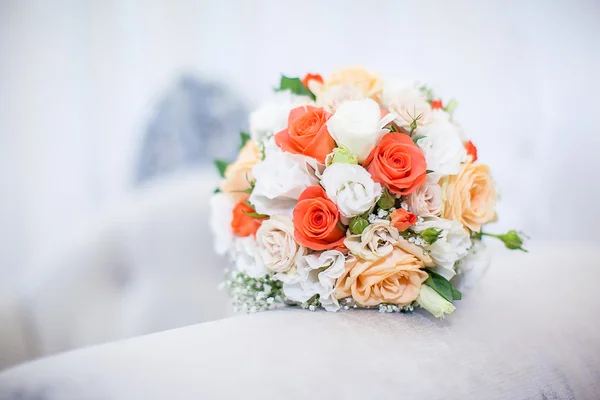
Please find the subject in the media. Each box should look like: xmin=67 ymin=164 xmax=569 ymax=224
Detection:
xmin=441 ymin=163 xmax=497 ymax=232
xmin=335 ymin=247 xmax=428 ymax=307
xmin=221 ymin=140 xmax=262 ymax=202
xmin=325 ymin=67 xmax=382 ymax=101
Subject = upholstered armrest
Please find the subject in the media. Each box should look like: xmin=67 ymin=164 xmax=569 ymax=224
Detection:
xmin=1 ymin=242 xmax=598 ymax=399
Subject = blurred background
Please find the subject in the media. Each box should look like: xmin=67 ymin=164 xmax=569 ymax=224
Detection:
xmin=1 ymin=0 xmax=599 ymax=369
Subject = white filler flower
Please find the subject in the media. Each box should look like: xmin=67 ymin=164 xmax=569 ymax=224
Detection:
xmin=249 ymin=144 xmax=320 ymax=217
xmin=320 ymin=163 xmax=382 ymax=218
xmin=281 ymin=250 xmax=346 ymax=312
xmin=413 ymin=216 xmax=471 ymax=279
xmin=453 ymin=240 xmax=492 ymax=290
xmin=415 ymin=120 xmax=466 ymax=182
xmin=249 ymin=91 xmax=312 ymax=143
xmin=209 ymin=192 xmax=235 ymax=255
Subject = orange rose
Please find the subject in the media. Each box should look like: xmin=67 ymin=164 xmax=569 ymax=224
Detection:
xmin=231 ymin=199 xmax=266 ymax=237
xmin=302 ymin=73 xmax=323 ymax=90
xmin=274 ymin=106 xmax=335 ymax=163
xmin=465 ymin=141 xmax=478 ymax=162
xmin=364 ymin=133 xmax=427 ymax=195
xmin=292 ymin=186 xmax=346 ymax=251
xmin=390 ymin=208 xmax=417 ymax=231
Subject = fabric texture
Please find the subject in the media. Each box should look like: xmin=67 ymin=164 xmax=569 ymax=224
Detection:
xmin=0 ymin=242 xmax=598 ymax=399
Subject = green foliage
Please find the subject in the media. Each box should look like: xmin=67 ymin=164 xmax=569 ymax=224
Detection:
xmin=424 ymin=269 xmax=462 ymax=302
xmin=275 ymin=75 xmax=315 ymax=100
xmin=214 ymin=159 xmax=230 ymax=178
xmin=412 ymin=135 xmax=426 ymax=144
xmin=239 ymin=131 xmax=251 ymax=149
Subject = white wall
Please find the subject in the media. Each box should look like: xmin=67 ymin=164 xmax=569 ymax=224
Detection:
xmin=1 ymin=0 xmax=599 ymax=277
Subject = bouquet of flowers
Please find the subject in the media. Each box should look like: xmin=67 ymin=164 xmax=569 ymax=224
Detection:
xmin=210 ymin=67 xmax=525 ymax=318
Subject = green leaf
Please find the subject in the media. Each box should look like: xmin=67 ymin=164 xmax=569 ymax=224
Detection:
xmin=239 ymin=131 xmax=251 ymax=149
xmin=424 ymin=269 xmax=461 ymax=302
xmin=451 ymin=287 xmax=462 ymax=300
xmin=244 ymin=212 xmax=268 ymax=219
xmin=426 ymin=170 xmax=435 ymax=174
xmin=275 ymin=75 xmax=315 ymax=100
xmin=213 ymin=187 xmax=222 ymax=194
xmin=412 ymin=135 xmax=426 ymax=144
xmin=214 ymin=159 xmax=230 ymax=178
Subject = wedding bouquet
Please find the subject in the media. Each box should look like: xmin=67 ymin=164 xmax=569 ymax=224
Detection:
xmin=210 ymin=67 xmax=525 ymax=318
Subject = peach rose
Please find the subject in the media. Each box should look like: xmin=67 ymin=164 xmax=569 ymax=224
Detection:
xmin=293 ymin=186 xmax=346 ymax=251
xmin=441 ymin=163 xmax=497 ymax=232
xmin=231 ymin=199 xmax=266 ymax=237
xmin=325 ymin=67 xmax=382 ymax=101
xmin=364 ymin=133 xmax=427 ymax=195
xmin=335 ymin=247 xmax=428 ymax=307
xmin=274 ymin=106 xmax=335 ymax=163
xmin=390 ymin=208 xmax=417 ymax=231
xmin=221 ymin=140 xmax=262 ymax=202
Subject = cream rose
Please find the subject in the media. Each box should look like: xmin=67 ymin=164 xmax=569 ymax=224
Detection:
xmin=382 ymin=83 xmax=432 ymax=129
xmin=415 ymin=120 xmax=467 ymax=182
xmin=406 ymin=181 xmax=443 ymax=217
xmin=335 ymin=247 xmax=428 ymax=307
xmin=344 ymin=219 xmax=399 ymax=261
xmin=441 ymin=163 xmax=497 ymax=232
xmin=315 ymin=83 xmax=365 ymax=114
xmin=221 ymin=140 xmax=262 ymax=202
xmin=256 ymin=215 xmax=307 ymax=274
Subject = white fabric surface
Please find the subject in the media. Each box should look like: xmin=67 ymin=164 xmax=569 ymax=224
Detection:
xmin=0 ymin=170 xmax=231 ymax=369
xmin=0 ymin=242 xmax=598 ymax=399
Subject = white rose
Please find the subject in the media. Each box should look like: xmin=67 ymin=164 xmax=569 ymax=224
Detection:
xmin=209 ymin=192 xmax=235 ymax=255
xmin=412 ymin=216 xmax=471 ymax=279
xmin=230 ymin=236 xmax=268 ymax=278
xmin=345 ymin=219 xmax=399 ymax=261
xmin=281 ymin=250 xmax=346 ymax=312
xmin=406 ymin=182 xmax=443 ymax=217
xmin=249 ymin=143 xmax=320 ymax=217
xmin=382 ymin=83 xmax=432 ymax=128
xmin=452 ymin=240 xmax=491 ymax=290
xmin=416 ymin=284 xmax=456 ymax=319
xmin=320 ymin=163 xmax=382 ymax=218
xmin=326 ymin=99 xmax=396 ymax=162
xmin=315 ymin=83 xmax=365 ymax=114
xmin=256 ymin=215 xmax=307 ymax=273
xmin=249 ymin=91 xmax=312 ymax=143
xmin=415 ymin=120 xmax=466 ymax=182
